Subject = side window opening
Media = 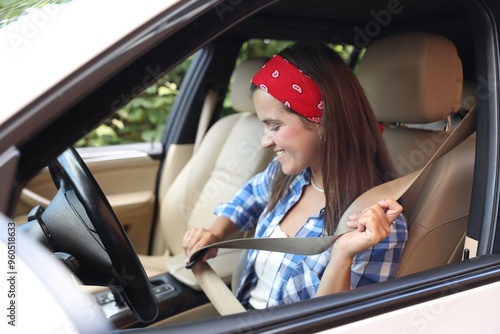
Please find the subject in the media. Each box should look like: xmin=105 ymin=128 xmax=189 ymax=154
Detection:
xmin=76 ymin=39 xmax=355 ymax=148
xmin=75 ymin=56 xmax=194 ymax=148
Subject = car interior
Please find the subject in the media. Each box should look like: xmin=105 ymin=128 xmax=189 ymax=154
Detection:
xmin=8 ymin=0 xmax=493 ymax=331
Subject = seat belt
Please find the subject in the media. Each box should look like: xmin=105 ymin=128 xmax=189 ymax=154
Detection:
xmin=188 ymin=106 xmax=476 ymax=315
xmin=194 ymin=88 xmax=219 ymax=153
xmin=188 ymin=106 xmax=477 ymax=267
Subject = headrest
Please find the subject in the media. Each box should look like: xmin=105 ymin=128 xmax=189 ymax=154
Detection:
xmin=230 ymin=57 xmax=269 ymax=113
xmin=357 ymin=32 xmax=463 ymax=124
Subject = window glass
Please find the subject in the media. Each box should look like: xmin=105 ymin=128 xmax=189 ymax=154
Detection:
xmin=75 ymin=56 xmax=193 ymax=147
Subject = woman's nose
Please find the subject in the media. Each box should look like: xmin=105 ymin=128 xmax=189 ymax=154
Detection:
xmin=261 ymin=131 xmax=274 ymax=149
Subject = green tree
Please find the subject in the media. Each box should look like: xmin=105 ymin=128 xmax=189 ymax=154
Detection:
xmin=75 ymin=57 xmax=193 ymax=147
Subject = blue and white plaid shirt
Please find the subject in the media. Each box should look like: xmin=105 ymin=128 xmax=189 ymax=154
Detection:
xmin=214 ymin=159 xmax=408 ymax=307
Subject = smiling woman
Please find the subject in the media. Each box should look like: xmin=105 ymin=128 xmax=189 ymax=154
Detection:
xmin=183 ymin=40 xmax=407 ymax=310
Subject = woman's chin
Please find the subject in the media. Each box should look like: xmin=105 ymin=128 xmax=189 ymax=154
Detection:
xmin=279 ymin=162 xmax=301 ymax=176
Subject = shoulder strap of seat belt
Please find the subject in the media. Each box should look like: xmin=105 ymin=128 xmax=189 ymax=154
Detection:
xmin=193 ymin=88 xmax=219 ymax=153
xmin=187 ymin=107 xmax=477 ymax=268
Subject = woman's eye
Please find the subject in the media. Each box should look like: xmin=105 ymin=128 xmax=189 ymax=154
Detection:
xmin=269 ymin=125 xmax=280 ymax=132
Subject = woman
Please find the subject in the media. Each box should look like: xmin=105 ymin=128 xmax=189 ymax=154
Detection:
xmin=183 ymin=41 xmax=408 ymax=309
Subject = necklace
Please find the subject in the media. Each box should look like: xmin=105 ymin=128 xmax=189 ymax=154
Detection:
xmin=310 ymin=177 xmax=324 ymax=193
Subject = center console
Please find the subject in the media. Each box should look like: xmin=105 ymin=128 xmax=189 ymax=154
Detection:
xmin=94 ymin=273 xmax=209 ymax=329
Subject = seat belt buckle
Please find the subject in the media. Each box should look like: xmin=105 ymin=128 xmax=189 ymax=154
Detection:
xmin=185 ymin=248 xmax=209 ymax=269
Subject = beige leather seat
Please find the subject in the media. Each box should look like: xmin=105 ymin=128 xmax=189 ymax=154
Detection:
xmin=357 ymin=32 xmax=476 ymax=277
xmin=139 ymin=57 xmax=274 ymax=286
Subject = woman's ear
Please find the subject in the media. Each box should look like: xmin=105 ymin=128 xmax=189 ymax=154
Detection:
xmin=318 ymin=125 xmax=326 ymax=143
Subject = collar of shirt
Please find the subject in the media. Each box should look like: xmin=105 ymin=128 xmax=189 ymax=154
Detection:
xmin=255 ymin=166 xmax=325 ymax=239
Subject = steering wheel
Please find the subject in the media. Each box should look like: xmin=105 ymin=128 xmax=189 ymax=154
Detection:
xmin=45 ymin=147 xmax=158 ymax=323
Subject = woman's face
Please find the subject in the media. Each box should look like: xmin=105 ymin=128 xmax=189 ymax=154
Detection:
xmin=253 ymin=88 xmax=322 ymax=175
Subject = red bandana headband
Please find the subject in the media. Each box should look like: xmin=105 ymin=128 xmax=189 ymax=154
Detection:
xmin=251 ymin=55 xmax=324 ymax=123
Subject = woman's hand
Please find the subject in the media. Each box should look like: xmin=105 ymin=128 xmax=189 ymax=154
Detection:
xmin=182 ymin=228 xmax=219 ymax=264
xmin=335 ymin=198 xmax=403 ymax=258
xmin=317 ymin=199 xmax=403 ymax=296
xmin=182 ymin=216 xmax=239 ymax=264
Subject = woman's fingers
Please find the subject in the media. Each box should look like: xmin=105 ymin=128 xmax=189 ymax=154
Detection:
xmin=347 ymin=198 xmax=402 ymax=228
xmin=347 ymin=204 xmax=383 ymax=231
xmin=356 ymin=208 xmax=390 ymax=242
xmin=182 ymin=228 xmax=218 ymax=263
xmin=377 ymin=198 xmax=403 ymax=223
xmin=339 ymin=199 xmax=402 ymax=256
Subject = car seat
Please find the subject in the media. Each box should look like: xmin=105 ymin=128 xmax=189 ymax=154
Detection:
xmin=357 ymin=32 xmax=476 ymax=277
xmin=139 ymin=57 xmax=274 ymax=286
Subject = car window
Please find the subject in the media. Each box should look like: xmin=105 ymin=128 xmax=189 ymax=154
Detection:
xmin=75 ymin=39 xmax=355 ymax=147
xmin=75 ymin=56 xmax=193 ymax=147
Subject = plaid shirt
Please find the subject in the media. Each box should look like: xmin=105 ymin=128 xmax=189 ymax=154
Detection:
xmin=214 ymin=159 xmax=408 ymax=307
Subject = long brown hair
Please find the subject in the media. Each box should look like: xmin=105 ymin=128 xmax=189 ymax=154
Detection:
xmin=262 ymin=41 xmax=396 ymax=235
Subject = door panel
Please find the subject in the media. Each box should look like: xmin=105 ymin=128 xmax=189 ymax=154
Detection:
xmin=319 ymin=281 xmax=500 ymax=333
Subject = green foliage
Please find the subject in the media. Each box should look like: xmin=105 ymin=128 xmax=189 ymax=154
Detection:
xmin=78 ymin=39 xmax=355 ymax=147
xmin=236 ymin=39 xmax=353 ymax=63
xmin=237 ymin=39 xmax=293 ymax=63
xmin=75 ymin=58 xmax=192 ymax=147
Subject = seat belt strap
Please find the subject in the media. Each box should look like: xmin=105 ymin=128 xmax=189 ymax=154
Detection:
xmin=194 ymin=88 xmax=218 ymax=153
xmin=187 ymin=107 xmax=477 ymax=268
